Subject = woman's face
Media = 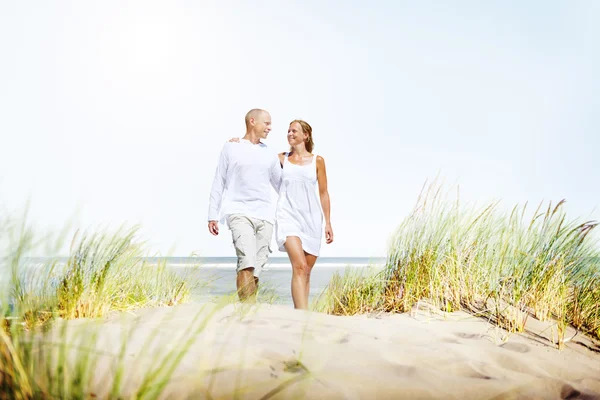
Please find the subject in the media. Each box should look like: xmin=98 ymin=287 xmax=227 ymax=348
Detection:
xmin=287 ymin=122 xmax=306 ymax=146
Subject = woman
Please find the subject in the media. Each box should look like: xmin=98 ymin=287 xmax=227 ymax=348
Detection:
xmin=229 ymin=119 xmax=333 ymax=309
xmin=277 ymin=120 xmax=333 ymax=309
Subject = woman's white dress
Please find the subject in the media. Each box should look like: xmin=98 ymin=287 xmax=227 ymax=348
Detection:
xmin=275 ymin=153 xmax=323 ymax=256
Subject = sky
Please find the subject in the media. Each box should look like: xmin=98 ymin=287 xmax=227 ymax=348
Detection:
xmin=0 ymin=1 xmax=598 ymax=258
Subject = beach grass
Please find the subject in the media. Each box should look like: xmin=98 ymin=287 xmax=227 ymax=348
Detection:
xmin=1 ymin=301 xmax=220 ymax=399
xmin=0 ymin=205 xmax=293 ymax=398
xmin=5 ymin=226 xmax=201 ymax=330
xmin=312 ymin=267 xmax=384 ymax=315
xmin=317 ymin=182 xmax=600 ymax=345
xmin=2 ymin=180 xmax=599 ymax=397
xmin=0 ymin=210 xmax=207 ymax=398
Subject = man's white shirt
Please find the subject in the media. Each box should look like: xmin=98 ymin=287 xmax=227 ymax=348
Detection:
xmin=208 ymin=139 xmax=282 ymax=225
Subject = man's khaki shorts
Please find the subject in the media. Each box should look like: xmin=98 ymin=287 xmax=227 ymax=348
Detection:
xmin=226 ymin=214 xmax=273 ymax=277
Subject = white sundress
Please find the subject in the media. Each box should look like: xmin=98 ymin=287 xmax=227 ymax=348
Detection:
xmin=275 ymin=152 xmax=323 ymax=256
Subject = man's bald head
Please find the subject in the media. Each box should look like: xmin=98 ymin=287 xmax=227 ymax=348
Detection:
xmin=244 ymin=108 xmax=272 ymax=141
xmin=245 ymin=109 xmax=269 ymax=128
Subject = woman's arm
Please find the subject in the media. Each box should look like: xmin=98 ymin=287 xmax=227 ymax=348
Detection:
xmin=316 ymin=156 xmax=333 ymax=244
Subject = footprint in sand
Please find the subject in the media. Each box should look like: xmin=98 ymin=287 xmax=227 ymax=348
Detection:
xmin=454 ymin=332 xmax=482 ymax=340
xmin=392 ymin=364 xmax=419 ymax=378
xmin=499 ymin=342 xmax=530 ymax=353
xmin=441 ymin=337 xmax=461 ymax=344
xmin=337 ymin=334 xmax=350 ymax=344
xmin=241 ymin=319 xmax=270 ymax=326
xmin=450 ymin=362 xmax=494 ymax=380
xmin=304 ymin=327 xmax=350 ymax=344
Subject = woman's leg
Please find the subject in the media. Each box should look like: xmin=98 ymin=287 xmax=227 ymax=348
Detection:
xmin=284 ymin=236 xmax=311 ymax=309
xmin=304 ymin=252 xmax=318 ymax=307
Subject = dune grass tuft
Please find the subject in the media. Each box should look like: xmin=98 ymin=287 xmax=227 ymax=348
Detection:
xmin=0 ymin=210 xmax=206 ymax=398
xmin=5 ymin=225 xmax=200 ymax=331
xmin=313 ymin=267 xmax=385 ymax=315
xmin=318 ymin=182 xmax=600 ymax=345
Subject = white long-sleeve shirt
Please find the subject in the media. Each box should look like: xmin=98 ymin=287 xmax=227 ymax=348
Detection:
xmin=208 ymin=139 xmax=282 ymax=225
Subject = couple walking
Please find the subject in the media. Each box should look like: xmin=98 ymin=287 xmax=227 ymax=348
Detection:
xmin=207 ymin=108 xmax=333 ymax=309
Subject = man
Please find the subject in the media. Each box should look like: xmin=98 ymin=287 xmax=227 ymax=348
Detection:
xmin=208 ymin=109 xmax=282 ymax=302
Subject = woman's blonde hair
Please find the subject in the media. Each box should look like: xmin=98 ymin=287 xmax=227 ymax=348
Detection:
xmin=290 ymin=119 xmax=314 ymax=153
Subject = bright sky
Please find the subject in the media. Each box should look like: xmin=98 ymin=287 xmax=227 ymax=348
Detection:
xmin=1 ymin=1 xmax=598 ymax=258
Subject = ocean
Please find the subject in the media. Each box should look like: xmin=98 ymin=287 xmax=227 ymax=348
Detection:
xmin=166 ymin=256 xmax=387 ymax=306
xmin=1 ymin=256 xmax=387 ymax=308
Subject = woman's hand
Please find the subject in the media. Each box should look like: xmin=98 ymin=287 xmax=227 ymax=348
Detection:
xmin=228 ymin=137 xmax=240 ymax=143
xmin=325 ymin=223 xmax=334 ymax=244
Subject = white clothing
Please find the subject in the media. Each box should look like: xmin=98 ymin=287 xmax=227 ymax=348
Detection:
xmin=275 ymin=153 xmax=323 ymax=256
xmin=208 ymin=140 xmax=281 ymax=225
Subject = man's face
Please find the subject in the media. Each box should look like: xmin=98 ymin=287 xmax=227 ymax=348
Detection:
xmin=253 ymin=112 xmax=272 ymax=139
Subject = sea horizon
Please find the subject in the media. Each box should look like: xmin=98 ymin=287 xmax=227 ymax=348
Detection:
xmin=21 ymin=256 xmax=388 ymax=268
xmin=1 ymin=256 xmax=387 ymax=309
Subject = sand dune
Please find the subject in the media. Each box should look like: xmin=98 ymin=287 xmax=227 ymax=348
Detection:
xmin=38 ymin=302 xmax=600 ymax=399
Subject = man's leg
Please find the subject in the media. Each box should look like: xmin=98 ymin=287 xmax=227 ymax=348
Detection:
xmin=254 ymin=220 xmax=274 ymax=297
xmin=237 ymin=268 xmax=256 ymax=302
xmin=228 ymin=214 xmax=258 ymax=302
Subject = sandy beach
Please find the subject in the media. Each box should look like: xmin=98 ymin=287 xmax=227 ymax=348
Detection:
xmin=35 ymin=301 xmax=600 ymax=399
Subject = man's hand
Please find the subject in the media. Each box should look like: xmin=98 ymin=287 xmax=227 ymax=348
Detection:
xmin=208 ymin=220 xmax=219 ymax=236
